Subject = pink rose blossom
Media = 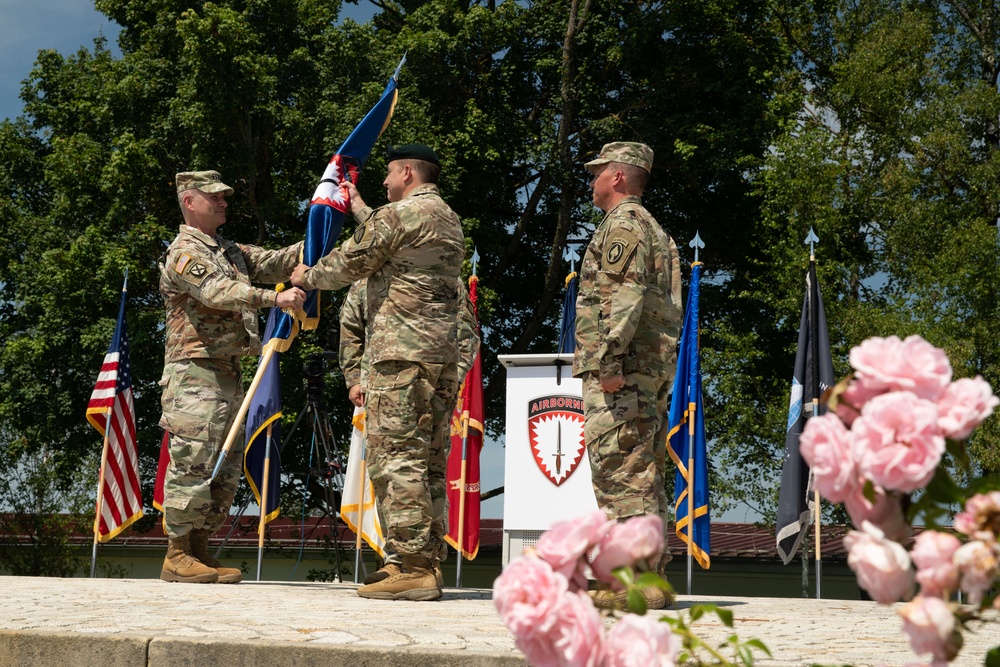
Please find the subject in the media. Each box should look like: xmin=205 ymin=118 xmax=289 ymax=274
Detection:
xmin=910 ymin=531 xmax=961 ymax=597
xmin=954 ymin=491 xmax=1000 ymax=542
xmin=535 ymin=510 xmax=610 ymax=587
xmin=936 ymin=376 xmax=999 ymax=440
xmin=898 ymin=596 xmax=960 ymax=662
xmin=589 ymin=515 xmax=664 ymax=583
xmin=836 ymin=378 xmax=884 ymax=426
xmin=852 ymin=392 xmax=944 ymax=493
xmin=800 ymin=413 xmax=858 ymax=503
xmin=953 ymin=540 xmax=1000 ymax=606
xmin=843 ymin=484 xmax=909 ymax=542
xmin=604 ymin=614 xmax=680 ymax=667
xmin=545 ymin=590 xmax=606 ymax=667
xmin=844 ymin=521 xmax=915 ymax=604
xmin=493 ymin=555 xmax=567 ymax=646
xmin=850 ymin=335 xmax=952 ymax=400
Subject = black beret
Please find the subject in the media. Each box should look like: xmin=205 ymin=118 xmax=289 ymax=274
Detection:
xmin=387 ymin=143 xmax=440 ymax=167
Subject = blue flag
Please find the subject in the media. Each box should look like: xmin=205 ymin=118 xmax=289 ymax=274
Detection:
xmin=667 ymin=261 xmax=710 ymax=569
xmin=267 ymin=55 xmax=406 ymax=351
xmin=558 ymin=271 xmax=578 ymax=354
xmin=244 ymin=308 xmax=283 ymax=525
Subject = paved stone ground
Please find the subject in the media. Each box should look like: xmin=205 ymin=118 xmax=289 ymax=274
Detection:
xmin=0 ymin=576 xmax=996 ymax=666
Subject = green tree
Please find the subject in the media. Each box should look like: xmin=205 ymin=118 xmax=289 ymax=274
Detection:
xmin=0 ymin=0 xmax=797 ymax=541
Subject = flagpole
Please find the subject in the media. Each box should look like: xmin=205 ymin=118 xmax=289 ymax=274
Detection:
xmin=455 ymin=410 xmax=471 ymax=588
xmin=686 ymin=401 xmax=695 ymax=596
xmin=255 ymin=423 xmax=274 ymax=581
xmin=806 ymin=231 xmax=822 ymax=599
xmin=212 ymin=346 xmax=277 ymax=481
xmin=354 ymin=428 xmax=367 ymax=584
xmin=90 ymin=406 xmax=113 ymax=578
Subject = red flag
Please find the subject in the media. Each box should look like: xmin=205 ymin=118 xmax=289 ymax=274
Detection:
xmin=153 ymin=431 xmax=170 ymax=512
xmin=445 ymin=275 xmax=484 ymax=560
xmin=85 ymin=286 xmax=143 ymax=541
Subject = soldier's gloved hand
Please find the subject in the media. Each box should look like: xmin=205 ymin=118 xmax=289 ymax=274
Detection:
xmin=276 ymin=287 xmax=306 ymax=310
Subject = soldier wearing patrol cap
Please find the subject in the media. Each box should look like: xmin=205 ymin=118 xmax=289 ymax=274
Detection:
xmin=572 ymin=142 xmax=683 ymax=610
xmin=158 ymin=170 xmax=306 ymax=584
xmin=290 ymin=144 xmax=465 ymax=601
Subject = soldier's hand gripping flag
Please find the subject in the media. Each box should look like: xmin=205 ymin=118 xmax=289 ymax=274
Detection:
xmin=85 ymin=277 xmax=143 ymax=541
xmin=666 ymin=261 xmax=710 ymax=569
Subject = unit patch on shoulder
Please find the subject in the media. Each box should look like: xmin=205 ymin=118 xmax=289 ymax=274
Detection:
xmin=602 ymin=229 xmax=639 ymax=274
xmin=175 ymin=254 xmax=213 ymax=286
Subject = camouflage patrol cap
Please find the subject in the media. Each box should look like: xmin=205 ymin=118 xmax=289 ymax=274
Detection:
xmin=175 ymin=170 xmax=234 ymax=196
xmin=584 ymin=142 xmax=654 ymax=174
xmin=387 ymin=143 xmax=441 ymax=167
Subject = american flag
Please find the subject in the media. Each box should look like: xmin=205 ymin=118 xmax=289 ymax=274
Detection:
xmin=85 ymin=285 xmax=144 ymax=541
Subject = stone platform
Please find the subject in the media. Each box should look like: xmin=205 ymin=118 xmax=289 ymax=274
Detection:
xmin=0 ymin=576 xmax=996 ymax=666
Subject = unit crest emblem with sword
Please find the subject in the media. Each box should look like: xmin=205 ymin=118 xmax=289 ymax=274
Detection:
xmin=527 ymin=395 xmax=585 ymax=487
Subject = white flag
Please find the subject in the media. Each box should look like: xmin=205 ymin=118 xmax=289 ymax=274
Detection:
xmin=340 ymin=407 xmax=386 ymax=556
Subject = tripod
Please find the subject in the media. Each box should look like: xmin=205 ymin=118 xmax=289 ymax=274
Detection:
xmin=217 ymin=352 xmax=348 ymax=581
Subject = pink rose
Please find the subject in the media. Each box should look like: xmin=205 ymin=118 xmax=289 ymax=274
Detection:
xmin=836 ymin=378 xmax=884 ymax=426
xmin=898 ymin=596 xmax=960 ymax=662
xmin=844 ymin=521 xmax=915 ymax=604
xmin=936 ymin=376 xmax=999 ymax=440
xmin=911 ymin=531 xmax=961 ymax=597
xmin=545 ymin=590 xmax=606 ymax=667
xmin=493 ymin=555 xmax=567 ymax=646
xmin=954 ymin=491 xmax=1000 ymax=542
xmin=604 ymin=613 xmax=680 ymax=667
xmin=800 ymin=413 xmax=858 ymax=503
xmin=589 ymin=515 xmax=664 ymax=583
xmin=536 ymin=510 xmax=610 ymax=587
xmin=852 ymin=392 xmax=944 ymax=493
xmin=850 ymin=335 xmax=952 ymax=400
xmin=843 ymin=485 xmax=909 ymax=542
xmin=953 ymin=540 xmax=1000 ymax=606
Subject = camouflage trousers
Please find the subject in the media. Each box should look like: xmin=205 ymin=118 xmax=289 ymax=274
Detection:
xmin=158 ymin=358 xmax=244 ymax=539
xmin=365 ymin=359 xmax=459 ymax=564
xmin=582 ymin=370 xmax=672 ymax=556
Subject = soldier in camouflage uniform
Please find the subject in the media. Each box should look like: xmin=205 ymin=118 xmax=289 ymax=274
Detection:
xmin=340 ymin=277 xmax=480 ymax=586
xmin=159 ymin=170 xmax=306 ymax=584
xmin=291 ymin=144 xmax=465 ymax=601
xmin=572 ymin=143 xmax=683 ymax=609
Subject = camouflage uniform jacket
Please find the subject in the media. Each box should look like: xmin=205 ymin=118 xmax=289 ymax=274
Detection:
xmin=572 ymin=195 xmax=682 ymax=381
xmin=301 ymin=183 xmax=465 ymax=365
xmin=159 ymin=225 xmax=302 ymax=362
xmin=339 ymin=278 xmax=481 ymax=390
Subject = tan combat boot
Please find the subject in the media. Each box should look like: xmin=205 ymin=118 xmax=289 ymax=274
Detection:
xmin=190 ymin=529 xmax=243 ymax=584
xmin=363 ymin=562 xmax=402 ymax=585
xmin=160 ymin=534 xmax=218 ymax=583
xmin=357 ymin=555 xmax=442 ymax=601
xmin=365 ymin=561 xmax=443 ymax=587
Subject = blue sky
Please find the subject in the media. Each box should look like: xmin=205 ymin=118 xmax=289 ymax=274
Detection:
xmin=0 ymin=0 xmax=120 ymax=122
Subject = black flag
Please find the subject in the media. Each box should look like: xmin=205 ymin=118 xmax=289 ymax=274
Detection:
xmin=776 ymin=260 xmax=835 ymax=565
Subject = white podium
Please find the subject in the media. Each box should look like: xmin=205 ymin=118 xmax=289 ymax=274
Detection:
xmin=499 ymin=353 xmax=599 ymax=566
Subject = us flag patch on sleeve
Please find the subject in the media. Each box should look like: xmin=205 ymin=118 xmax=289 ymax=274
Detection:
xmin=174 ymin=254 xmax=192 ymax=275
